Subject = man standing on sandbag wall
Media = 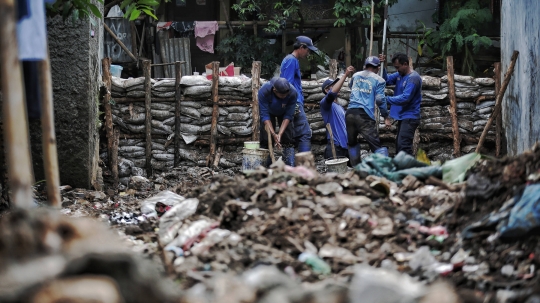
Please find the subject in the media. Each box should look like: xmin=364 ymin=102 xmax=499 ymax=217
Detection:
xmin=346 ymin=56 xmax=391 ymax=167
xmin=379 ymin=53 xmax=422 ymax=156
xmin=280 ymin=36 xmax=320 ymax=162
xmin=320 ymin=66 xmax=355 ymax=161
xmin=258 ymin=77 xmax=297 ymax=167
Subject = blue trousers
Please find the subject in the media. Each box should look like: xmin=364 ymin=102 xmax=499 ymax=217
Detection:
xmin=396 ymin=118 xmax=420 ymax=155
xmin=293 ymin=105 xmax=312 ymax=152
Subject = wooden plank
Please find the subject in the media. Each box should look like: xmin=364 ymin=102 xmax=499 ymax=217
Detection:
xmin=102 ymin=58 xmax=117 ymax=181
xmin=38 ymin=49 xmax=61 ymax=207
xmin=476 ymin=51 xmax=519 ymax=153
xmin=174 ymin=61 xmax=182 ymax=167
xmin=207 ymin=62 xmax=220 ymax=167
xmin=494 ymin=62 xmax=502 ymax=157
xmin=345 ymin=28 xmax=352 ymax=67
xmin=251 ymin=61 xmax=261 ymax=141
xmin=143 ymin=60 xmax=153 ymax=176
xmin=0 ymin=0 xmax=33 ymax=207
xmin=329 ymin=59 xmax=337 ymax=80
xmin=446 ymin=56 xmax=461 ymax=157
xmin=158 ymin=32 xmax=170 ymax=78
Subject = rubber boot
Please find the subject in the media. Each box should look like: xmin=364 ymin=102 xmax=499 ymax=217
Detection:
xmin=297 ymin=141 xmax=311 ymax=153
xmin=348 ymin=144 xmax=361 ymax=167
xmin=374 ymin=147 xmax=389 ymax=157
xmin=282 ymin=147 xmax=295 ymax=167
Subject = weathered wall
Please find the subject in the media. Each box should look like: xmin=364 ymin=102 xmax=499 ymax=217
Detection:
xmin=30 ymin=11 xmax=103 ymax=188
xmin=501 ymin=0 xmax=540 ymax=155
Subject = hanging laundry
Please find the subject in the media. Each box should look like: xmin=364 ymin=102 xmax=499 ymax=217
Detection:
xmin=194 ymin=21 xmax=218 ymax=53
xmin=17 ymin=0 xmax=47 ymax=60
xmin=157 ymin=21 xmax=173 ymax=32
xmin=171 ymin=21 xmax=194 ymax=37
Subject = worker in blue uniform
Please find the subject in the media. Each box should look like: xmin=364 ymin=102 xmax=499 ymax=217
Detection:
xmin=346 ymin=56 xmax=390 ymax=166
xmin=258 ymin=77 xmax=297 ymax=166
xmin=380 ymin=53 xmax=422 ymax=155
xmin=320 ymin=66 xmax=355 ymax=161
xmin=280 ymin=35 xmax=319 ymax=155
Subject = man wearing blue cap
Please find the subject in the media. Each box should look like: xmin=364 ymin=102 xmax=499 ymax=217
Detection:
xmin=320 ymin=66 xmax=355 ymax=161
xmin=280 ymin=36 xmax=319 ymax=156
xmin=258 ymin=77 xmax=298 ymax=166
xmin=379 ymin=53 xmax=422 ymax=155
xmin=346 ymin=56 xmax=390 ymax=166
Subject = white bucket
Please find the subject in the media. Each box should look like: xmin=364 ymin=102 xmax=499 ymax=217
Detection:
xmin=325 ymin=157 xmax=349 ymax=174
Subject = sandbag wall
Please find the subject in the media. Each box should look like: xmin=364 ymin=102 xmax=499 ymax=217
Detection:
xmin=103 ymin=72 xmax=498 ymax=181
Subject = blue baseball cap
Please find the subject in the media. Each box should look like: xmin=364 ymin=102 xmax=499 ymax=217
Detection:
xmin=273 ymin=77 xmax=290 ymax=94
xmin=296 ymin=36 xmax=319 ymax=52
xmin=365 ymin=56 xmax=381 ymax=67
xmin=321 ymin=78 xmax=340 ymax=94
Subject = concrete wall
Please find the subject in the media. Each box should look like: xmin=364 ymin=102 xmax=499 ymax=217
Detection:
xmin=501 ymin=0 xmax=540 ymax=155
xmin=30 ymin=10 xmax=103 ymax=188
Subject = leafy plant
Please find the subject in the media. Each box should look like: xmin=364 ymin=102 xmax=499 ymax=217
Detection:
xmin=46 ymin=0 xmax=161 ymax=22
xmin=216 ymin=31 xmax=283 ymax=78
xmin=426 ymin=0 xmax=493 ymax=75
xmin=333 ymin=0 xmax=398 ymax=27
xmin=232 ymin=0 xmax=301 ymax=33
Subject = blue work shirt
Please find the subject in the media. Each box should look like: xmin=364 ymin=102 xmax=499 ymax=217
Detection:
xmin=348 ymin=70 xmax=389 ymax=121
xmin=383 ymin=70 xmax=422 ymax=120
xmin=320 ymin=91 xmax=348 ymax=149
xmin=280 ymin=54 xmax=304 ymax=105
xmin=258 ymin=79 xmax=297 ymax=123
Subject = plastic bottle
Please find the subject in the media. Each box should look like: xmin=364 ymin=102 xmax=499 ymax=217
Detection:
xmin=298 ymin=252 xmax=331 ymax=275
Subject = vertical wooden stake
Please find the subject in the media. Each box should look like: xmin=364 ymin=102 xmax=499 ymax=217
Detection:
xmin=476 ymin=51 xmax=519 ymax=153
xmin=38 ymin=49 xmax=61 ymax=207
xmin=251 ymin=61 xmax=261 ymax=141
xmin=174 ymin=61 xmax=182 ymax=167
xmin=494 ymin=62 xmax=502 ymax=157
xmin=0 ymin=0 xmax=33 ymax=207
xmin=369 ymin=0 xmax=374 ymax=56
xmin=207 ymin=62 xmax=220 ymax=167
xmin=143 ymin=60 xmax=153 ymax=176
xmin=111 ymin=128 xmax=119 ymax=188
xmin=329 ymin=59 xmax=337 ymax=80
xmin=282 ymin=30 xmax=287 ymax=54
xmin=102 ymin=58 xmax=114 ymax=169
xmin=446 ymin=56 xmax=461 ymax=157
xmin=345 ymin=28 xmax=352 ymax=67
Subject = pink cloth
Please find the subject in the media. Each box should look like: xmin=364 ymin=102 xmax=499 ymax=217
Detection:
xmin=194 ymin=21 xmax=218 ymax=53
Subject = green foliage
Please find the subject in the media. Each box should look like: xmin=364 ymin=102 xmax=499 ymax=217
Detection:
xmin=425 ymin=0 xmax=493 ymax=75
xmin=232 ymin=0 xmax=301 ymax=33
xmin=46 ymin=0 xmax=161 ymax=22
xmin=216 ymin=31 xmax=283 ymax=79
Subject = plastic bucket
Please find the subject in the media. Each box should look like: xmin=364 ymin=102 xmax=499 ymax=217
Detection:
xmin=325 ymin=157 xmax=349 ymax=174
xmin=242 ymin=148 xmax=269 ymax=172
xmin=110 ymin=65 xmax=123 ymax=78
xmin=244 ymin=141 xmax=260 ymax=149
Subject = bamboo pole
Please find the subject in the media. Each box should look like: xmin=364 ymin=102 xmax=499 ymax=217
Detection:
xmin=476 ymin=51 xmax=519 ymax=153
xmin=329 ymin=59 xmax=337 ymax=80
xmin=446 ymin=56 xmax=461 ymax=157
xmin=369 ymin=0 xmax=374 ymax=56
xmin=174 ymin=61 xmax=182 ymax=167
xmin=494 ymin=62 xmax=502 ymax=157
xmin=104 ymin=23 xmax=137 ymax=62
xmin=158 ymin=32 xmax=170 ymax=78
xmin=0 ymin=0 xmax=34 ymax=207
xmin=345 ymin=28 xmax=352 ymax=67
xmin=251 ymin=61 xmax=261 ymax=141
xmin=207 ymin=62 xmax=220 ymax=167
xmin=38 ymin=50 xmax=61 ymax=207
xmin=102 ymin=58 xmax=117 ymax=185
xmin=143 ymin=60 xmax=153 ymax=176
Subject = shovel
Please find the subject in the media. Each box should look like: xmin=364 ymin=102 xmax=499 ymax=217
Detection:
xmin=326 ymin=123 xmax=337 ymax=160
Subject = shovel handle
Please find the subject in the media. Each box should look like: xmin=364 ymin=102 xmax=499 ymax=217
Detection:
xmin=266 ymin=124 xmax=275 ymax=164
xmin=326 ymin=123 xmax=337 ymax=160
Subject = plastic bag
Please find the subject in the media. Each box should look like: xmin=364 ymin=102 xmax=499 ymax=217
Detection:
xmin=157 ymin=198 xmax=199 ymax=246
xmin=499 ymin=184 xmax=540 ymax=238
xmin=442 ymin=152 xmax=481 ymax=183
xmin=141 ymin=190 xmax=186 ymax=217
